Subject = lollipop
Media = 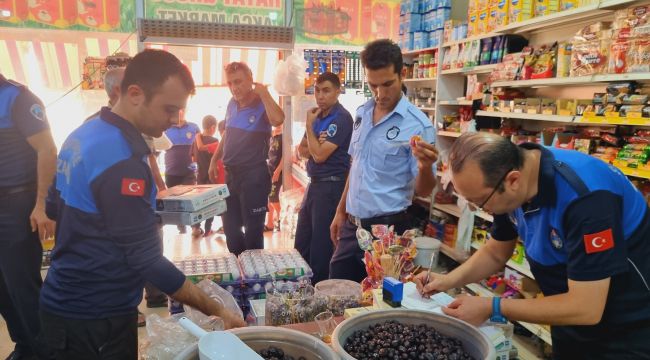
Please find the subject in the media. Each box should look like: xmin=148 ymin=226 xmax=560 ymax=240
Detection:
xmin=356 ymin=228 xmax=373 ymax=251
xmin=410 ymin=135 xmax=422 ymax=147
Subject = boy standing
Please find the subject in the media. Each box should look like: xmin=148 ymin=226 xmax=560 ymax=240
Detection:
xmin=191 ymin=115 xmax=219 ymax=237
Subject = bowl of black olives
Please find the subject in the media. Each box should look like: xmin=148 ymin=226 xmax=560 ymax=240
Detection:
xmin=230 ymin=326 xmax=340 ymax=360
xmin=331 ymin=309 xmax=495 ymax=360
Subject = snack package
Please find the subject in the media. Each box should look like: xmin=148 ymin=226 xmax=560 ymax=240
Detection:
xmin=628 ymin=39 xmax=650 ymax=73
xmin=560 ymin=0 xmax=578 ymax=11
xmin=509 ymin=0 xmax=534 ymax=23
xmin=571 ymin=40 xmax=610 ymax=77
xmin=531 ymin=43 xmax=557 ymax=79
xmin=535 ymin=0 xmax=560 ymax=18
xmin=609 ymin=40 xmax=631 ymax=74
xmin=557 ymin=42 xmax=573 ymax=77
xmin=496 ymin=0 xmax=509 ymax=28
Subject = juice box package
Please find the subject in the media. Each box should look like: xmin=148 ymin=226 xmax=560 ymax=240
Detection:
xmin=478 ymin=9 xmax=489 ymax=34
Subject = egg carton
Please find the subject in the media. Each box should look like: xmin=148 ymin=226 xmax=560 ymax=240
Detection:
xmin=172 ymin=253 xmax=242 ymax=285
xmin=238 ymin=249 xmax=313 ymax=281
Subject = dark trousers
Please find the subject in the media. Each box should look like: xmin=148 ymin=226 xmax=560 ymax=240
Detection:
xmin=0 ymin=188 xmax=44 ymax=357
xmin=330 ymin=215 xmax=414 ymax=283
xmin=223 ymin=164 xmax=271 ymax=256
xmin=40 ymin=310 xmax=137 ymax=360
xmin=552 ymin=323 xmax=650 ymax=359
xmin=294 ymin=181 xmax=345 ymax=284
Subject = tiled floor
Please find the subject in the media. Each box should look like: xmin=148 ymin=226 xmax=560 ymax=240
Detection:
xmin=0 ymin=223 xmax=289 ymax=358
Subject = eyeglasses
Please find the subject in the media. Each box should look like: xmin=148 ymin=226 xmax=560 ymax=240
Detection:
xmin=467 ymin=167 xmax=513 ymax=212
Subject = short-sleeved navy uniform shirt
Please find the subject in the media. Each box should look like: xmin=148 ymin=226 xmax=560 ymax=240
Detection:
xmin=42 ymin=107 xmax=185 ymax=319
xmin=222 ymin=97 xmax=271 ymax=167
xmin=164 ymin=122 xmax=200 ymax=176
xmin=305 ymin=102 xmax=353 ymax=178
xmin=0 ymin=75 xmax=49 ymax=187
xmin=491 ymin=143 xmax=650 ymax=340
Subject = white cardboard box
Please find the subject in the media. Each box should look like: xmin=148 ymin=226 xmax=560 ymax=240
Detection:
xmin=156 ymin=184 xmax=229 ymax=212
xmin=157 ymin=200 xmax=227 ymax=226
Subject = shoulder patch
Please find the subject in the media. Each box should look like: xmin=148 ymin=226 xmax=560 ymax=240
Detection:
xmin=30 ymin=103 xmax=45 ymax=122
xmin=327 ymin=123 xmax=338 ymax=137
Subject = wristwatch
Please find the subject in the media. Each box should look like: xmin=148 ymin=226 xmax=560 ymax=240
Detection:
xmin=490 ymin=297 xmax=507 ymax=324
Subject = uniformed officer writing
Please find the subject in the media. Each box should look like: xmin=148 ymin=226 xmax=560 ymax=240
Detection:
xmin=42 ymin=50 xmax=244 ymax=360
xmin=416 ymin=133 xmax=650 ymax=359
xmin=295 ymin=72 xmax=353 ymax=284
xmin=208 ymin=62 xmax=284 ymax=255
xmin=0 ymin=73 xmax=57 ymax=360
xmin=329 ymin=39 xmax=439 ymax=282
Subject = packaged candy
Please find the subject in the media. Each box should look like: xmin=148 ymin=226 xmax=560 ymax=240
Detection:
xmin=602 ymin=133 xmax=621 ymax=146
xmin=556 ymin=42 xmax=572 ymax=78
xmin=571 ymin=40 xmax=610 ymax=77
xmin=531 ymin=42 xmax=557 ymax=79
xmin=628 ymin=39 xmax=650 ymax=73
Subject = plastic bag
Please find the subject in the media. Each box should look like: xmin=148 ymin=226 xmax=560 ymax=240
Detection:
xmin=183 ymin=279 xmax=243 ymax=326
xmin=273 ymin=54 xmax=307 ymax=96
xmin=139 ymin=313 xmax=204 ymax=360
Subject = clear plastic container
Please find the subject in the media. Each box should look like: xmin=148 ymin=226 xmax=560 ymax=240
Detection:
xmin=314 ymin=279 xmax=362 ymax=316
xmin=264 ymin=282 xmax=328 ymax=326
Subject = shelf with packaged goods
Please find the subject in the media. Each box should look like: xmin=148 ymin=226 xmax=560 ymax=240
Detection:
xmin=439 ymin=100 xmax=473 ymax=106
xmin=402 ymin=46 xmax=439 ymax=57
xmin=476 ymin=110 xmax=576 ymax=123
xmin=442 ymin=31 xmax=501 ymax=48
xmin=614 ymin=164 xmax=650 ymax=180
xmin=577 ymin=114 xmax=650 ymax=126
xmin=403 ymin=77 xmax=437 ymax=83
xmin=433 ymin=202 xmax=494 ymax=223
xmin=441 ymin=64 xmax=498 ymax=75
xmin=291 ymin=163 xmax=308 ymax=188
xmin=438 ymin=130 xmax=462 ymax=138
xmin=465 ymin=283 xmax=553 ymax=345
xmin=471 ymin=242 xmax=535 ymax=280
xmin=491 ymin=73 xmax=650 ymax=88
xmin=494 ymin=0 xmax=636 ymax=35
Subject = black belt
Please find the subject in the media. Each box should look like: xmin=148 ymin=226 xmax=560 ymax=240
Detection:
xmin=347 ymin=211 xmax=409 ymax=230
xmin=310 ymin=175 xmax=345 ymax=183
xmin=0 ymin=183 xmax=35 ymax=196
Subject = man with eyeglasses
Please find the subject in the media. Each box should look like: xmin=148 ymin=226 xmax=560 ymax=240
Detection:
xmin=208 ymin=62 xmax=284 ymax=255
xmin=416 ymin=132 xmax=650 ymax=359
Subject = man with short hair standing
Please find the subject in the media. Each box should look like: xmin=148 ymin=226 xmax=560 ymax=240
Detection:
xmin=329 ymin=40 xmax=438 ymax=282
xmin=295 ymin=72 xmax=353 ymax=284
xmin=209 ymin=62 xmax=284 ymax=255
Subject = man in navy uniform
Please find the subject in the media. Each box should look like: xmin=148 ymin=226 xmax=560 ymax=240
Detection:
xmin=42 ymin=50 xmax=244 ymax=360
xmin=329 ymin=39 xmax=439 ymax=282
xmin=295 ymin=72 xmax=353 ymax=284
xmin=0 ymin=73 xmax=57 ymax=360
xmin=208 ymin=62 xmax=284 ymax=255
xmin=416 ymin=132 xmax=650 ymax=359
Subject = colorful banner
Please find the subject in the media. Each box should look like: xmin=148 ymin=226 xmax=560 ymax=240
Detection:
xmin=0 ymin=0 xmax=135 ymax=32
xmin=295 ymin=0 xmax=400 ymax=45
xmin=145 ymin=0 xmax=285 ymax=26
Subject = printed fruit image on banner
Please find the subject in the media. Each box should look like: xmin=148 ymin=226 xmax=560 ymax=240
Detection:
xmin=28 ymin=0 xmax=78 ymax=28
xmin=0 ymin=0 xmax=134 ymax=32
xmin=0 ymin=1 xmax=29 ymax=23
xmin=77 ymin=0 xmax=121 ymax=31
xmin=296 ymin=0 xmax=400 ymax=46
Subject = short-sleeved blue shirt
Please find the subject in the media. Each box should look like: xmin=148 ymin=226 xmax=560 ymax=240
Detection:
xmin=0 ymin=75 xmax=49 ymax=187
xmin=491 ymin=143 xmax=650 ymax=338
xmin=42 ymin=107 xmax=185 ymax=319
xmin=222 ymin=97 xmax=271 ymax=167
xmin=164 ymin=122 xmax=200 ymax=176
xmin=306 ymin=102 xmax=353 ymax=178
xmin=346 ymin=96 xmax=436 ymax=219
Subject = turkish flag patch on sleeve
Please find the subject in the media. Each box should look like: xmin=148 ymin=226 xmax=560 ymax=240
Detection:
xmin=121 ymin=178 xmax=145 ymax=197
xmin=583 ymin=229 xmax=615 ymax=254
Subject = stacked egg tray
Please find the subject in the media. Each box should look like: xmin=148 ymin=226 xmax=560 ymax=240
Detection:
xmin=238 ymin=249 xmax=313 ymax=303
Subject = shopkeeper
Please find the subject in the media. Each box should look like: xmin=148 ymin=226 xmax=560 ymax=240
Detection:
xmin=329 ymin=39 xmax=438 ymax=282
xmin=209 ymin=62 xmax=284 ymax=256
xmin=42 ymin=50 xmax=245 ymax=360
xmin=416 ymin=132 xmax=650 ymax=359
xmin=295 ymin=72 xmax=353 ymax=284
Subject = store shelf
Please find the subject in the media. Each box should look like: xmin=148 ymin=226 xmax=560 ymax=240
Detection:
xmin=439 ymin=99 xmax=473 ymax=106
xmin=494 ymin=0 xmax=635 ymax=35
xmin=577 ymin=115 xmax=650 ymax=126
xmin=614 ymin=165 xmax=650 ymax=180
xmin=291 ymin=163 xmax=308 ymax=188
xmin=512 ymin=334 xmax=545 ymax=360
xmin=433 ymin=202 xmax=493 ymax=222
xmin=476 ymin=110 xmax=575 ymax=123
xmin=440 ymin=242 xmax=470 ymax=264
xmin=491 ymin=73 xmax=650 ymax=88
xmin=403 ymin=77 xmax=437 ymax=83
xmin=402 ymin=46 xmax=439 ymax=56
xmin=443 ymin=32 xmax=500 ymax=48
xmin=417 ymin=107 xmax=436 ymax=112
xmin=471 ymin=243 xmax=535 ymax=279
xmin=438 ymin=131 xmax=462 ymax=138
xmin=465 ymin=283 xmax=552 ymax=345
xmin=441 ymin=64 xmax=497 ymax=75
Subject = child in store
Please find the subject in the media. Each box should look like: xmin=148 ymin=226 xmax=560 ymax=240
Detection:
xmin=190 ymin=115 xmax=221 ymax=237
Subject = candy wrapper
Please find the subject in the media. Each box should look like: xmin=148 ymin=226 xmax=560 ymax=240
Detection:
xmin=358 ymin=227 xmax=418 ymax=303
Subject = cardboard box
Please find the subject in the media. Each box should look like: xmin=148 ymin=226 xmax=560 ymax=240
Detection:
xmin=526 ymin=98 xmax=541 ymax=114
xmin=557 ymin=99 xmax=577 ymax=115
xmin=496 ymin=0 xmax=509 ymax=28
xmin=478 ymin=9 xmax=489 ymax=34
xmin=534 ymin=0 xmax=560 ymax=17
xmin=157 ymin=200 xmax=227 ymax=226
xmin=509 ymin=0 xmax=534 ymax=23
xmin=156 ymin=184 xmax=229 ymax=212
xmin=468 ymin=12 xmax=479 ymax=37
xmin=541 ymin=98 xmax=557 ymax=115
